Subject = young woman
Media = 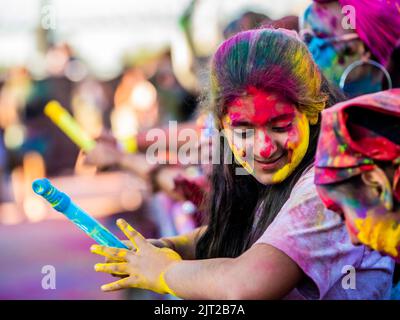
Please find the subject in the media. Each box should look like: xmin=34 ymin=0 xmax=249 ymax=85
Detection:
xmin=90 ymin=28 xmax=394 ymax=299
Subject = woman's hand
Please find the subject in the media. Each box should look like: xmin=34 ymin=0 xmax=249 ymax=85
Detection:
xmin=91 ymin=219 xmax=182 ymax=294
xmin=102 ymin=239 xmax=172 ymax=278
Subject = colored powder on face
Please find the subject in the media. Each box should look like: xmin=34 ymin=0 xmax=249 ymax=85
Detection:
xmin=224 ymin=88 xmax=311 ymax=181
xmin=307 ymin=36 xmax=342 ymax=84
xmin=225 ymin=89 xmax=297 ymax=175
xmin=302 ymin=3 xmax=361 ymax=85
xmin=231 ymin=143 xmax=254 ymax=174
xmin=306 ymin=3 xmax=342 ymax=38
xmin=249 ymin=87 xmax=294 ymax=125
xmin=258 ymin=130 xmax=276 ymax=159
xmin=222 ymin=115 xmax=254 ymax=175
xmin=355 ymin=216 xmax=400 ymax=258
xmin=228 ymin=88 xmax=294 ymax=127
xmin=272 ymin=112 xmax=310 ymax=183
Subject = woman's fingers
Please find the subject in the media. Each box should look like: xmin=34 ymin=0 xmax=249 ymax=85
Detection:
xmin=122 ymin=240 xmax=134 ymax=250
xmin=116 ymin=219 xmax=147 ymax=251
xmin=102 ymin=258 xmax=130 ymax=278
xmin=94 ymin=263 xmax=129 ymax=276
xmin=100 ymin=277 xmax=135 ymax=292
xmin=147 ymin=238 xmax=168 ymax=248
xmin=90 ymin=245 xmax=130 ymax=261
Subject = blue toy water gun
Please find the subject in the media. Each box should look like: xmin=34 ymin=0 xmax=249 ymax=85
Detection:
xmin=32 ymin=178 xmax=128 ymax=249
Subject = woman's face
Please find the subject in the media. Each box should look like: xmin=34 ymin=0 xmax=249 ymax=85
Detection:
xmin=222 ymin=88 xmax=310 ymax=185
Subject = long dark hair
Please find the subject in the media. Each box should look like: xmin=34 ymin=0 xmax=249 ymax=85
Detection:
xmin=196 ymin=29 xmax=345 ymax=259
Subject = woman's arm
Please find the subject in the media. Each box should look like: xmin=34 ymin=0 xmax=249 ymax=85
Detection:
xmin=91 ymin=220 xmax=303 ymax=299
xmin=165 ymin=243 xmax=303 ymax=299
xmin=155 ymin=226 xmax=206 ymax=260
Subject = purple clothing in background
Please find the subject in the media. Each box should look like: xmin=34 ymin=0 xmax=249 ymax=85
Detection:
xmin=254 ymin=167 xmax=394 ymax=300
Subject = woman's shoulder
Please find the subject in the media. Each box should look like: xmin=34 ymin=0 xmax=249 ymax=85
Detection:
xmin=283 ymin=165 xmax=320 ymax=212
xmin=293 ymin=164 xmax=315 ymax=190
xmin=271 ymin=164 xmax=346 ymax=233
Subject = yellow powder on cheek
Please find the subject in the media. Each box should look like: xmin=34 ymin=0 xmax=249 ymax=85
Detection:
xmin=230 ymin=142 xmax=254 ymax=174
xmin=222 ymin=115 xmax=254 ymax=175
xmin=272 ymin=113 xmax=310 ymax=183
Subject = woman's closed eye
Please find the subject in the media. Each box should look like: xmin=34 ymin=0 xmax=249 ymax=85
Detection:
xmin=271 ymin=121 xmax=293 ymax=132
xmin=233 ymin=128 xmax=254 ymax=139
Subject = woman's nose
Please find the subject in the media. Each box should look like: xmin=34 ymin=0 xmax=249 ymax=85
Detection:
xmin=255 ymin=129 xmax=278 ymax=159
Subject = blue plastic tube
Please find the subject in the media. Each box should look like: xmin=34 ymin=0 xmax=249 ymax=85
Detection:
xmin=32 ymin=178 xmax=128 ymax=249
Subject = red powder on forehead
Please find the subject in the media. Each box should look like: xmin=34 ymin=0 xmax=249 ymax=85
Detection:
xmin=227 ymin=87 xmax=295 ymax=126
xmin=252 ymin=89 xmax=280 ymax=125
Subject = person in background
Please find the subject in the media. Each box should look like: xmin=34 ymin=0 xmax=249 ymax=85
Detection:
xmin=300 ymin=0 xmax=400 ymax=97
xmin=314 ymin=89 xmax=400 ymax=298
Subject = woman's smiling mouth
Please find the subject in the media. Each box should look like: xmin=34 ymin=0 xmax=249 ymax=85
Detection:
xmin=254 ymin=152 xmax=287 ymax=171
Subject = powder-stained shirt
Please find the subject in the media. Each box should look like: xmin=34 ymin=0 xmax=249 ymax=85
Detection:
xmin=253 ymin=166 xmax=395 ymax=300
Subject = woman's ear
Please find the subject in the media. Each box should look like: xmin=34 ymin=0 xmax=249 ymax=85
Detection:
xmin=361 ymin=167 xmax=393 ymax=211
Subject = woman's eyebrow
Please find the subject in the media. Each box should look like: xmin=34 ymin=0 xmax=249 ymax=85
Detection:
xmin=230 ymin=120 xmax=252 ymax=127
xmin=270 ymin=113 xmax=295 ymax=123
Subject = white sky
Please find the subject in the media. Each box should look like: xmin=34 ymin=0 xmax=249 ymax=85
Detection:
xmin=0 ymin=0 xmax=311 ymax=77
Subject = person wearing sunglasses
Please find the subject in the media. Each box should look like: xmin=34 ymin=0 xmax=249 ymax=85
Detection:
xmin=300 ymin=0 xmax=400 ymax=98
